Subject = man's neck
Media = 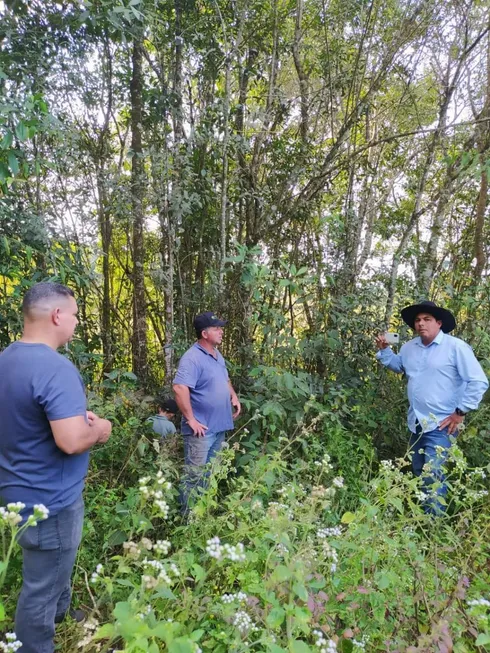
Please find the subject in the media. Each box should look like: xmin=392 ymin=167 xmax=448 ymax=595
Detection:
xmin=420 ymin=330 xmax=441 ymax=346
xmin=197 ymin=338 xmax=217 ymax=356
xmin=20 ymin=328 xmax=60 ymax=350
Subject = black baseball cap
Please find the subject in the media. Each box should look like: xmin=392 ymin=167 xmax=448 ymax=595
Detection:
xmin=193 ymin=311 xmax=227 ymax=332
xmin=157 ymin=397 xmax=178 ymax=413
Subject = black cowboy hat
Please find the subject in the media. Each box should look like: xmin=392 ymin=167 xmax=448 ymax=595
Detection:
xmin=401 ymin=300 xmax=456 ymax=333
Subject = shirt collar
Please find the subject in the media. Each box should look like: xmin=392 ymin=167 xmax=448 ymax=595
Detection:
xmin=194 ymin=342 xmax=218 ymax=357
xmin=416 ymin=330 xmax=444 ymax=347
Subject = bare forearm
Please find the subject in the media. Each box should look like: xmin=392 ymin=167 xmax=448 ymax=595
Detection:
xmin=51 ymin=415 xmax=112 ymax=455
xmin=73 ymin=420 xmax=111 ymax=453
xmin=173 ymin=384 xmax=194 ymax=421
xmin=228 ymin=380 xmax=238 ymax=401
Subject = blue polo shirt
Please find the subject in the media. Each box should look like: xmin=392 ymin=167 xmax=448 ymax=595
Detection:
xmin=0 ymin=342 xmax=88 ymax=517
xmin=173 ymin=343 xmax=233 ymax=435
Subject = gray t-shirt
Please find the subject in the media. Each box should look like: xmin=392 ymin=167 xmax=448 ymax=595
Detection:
xmin=0 ymin=342 xmax=88 ymax=517
xmin=150 ymin=415 xmax=177 ymax=438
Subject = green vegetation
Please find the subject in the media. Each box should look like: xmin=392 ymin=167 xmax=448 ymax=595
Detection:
xmin=2 ymin=0 xmax=490 ymax=649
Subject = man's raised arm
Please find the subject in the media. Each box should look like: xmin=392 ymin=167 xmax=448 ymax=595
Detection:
xmin=375 ymin=334 xmax=404 ymax=373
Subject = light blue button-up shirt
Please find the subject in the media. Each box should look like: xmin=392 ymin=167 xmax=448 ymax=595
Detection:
xmin=376 ymin=331 xmax=488 ymax=433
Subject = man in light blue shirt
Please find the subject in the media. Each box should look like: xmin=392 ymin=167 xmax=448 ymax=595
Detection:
xmin=376 ymin=300 xmax=488 ymax=513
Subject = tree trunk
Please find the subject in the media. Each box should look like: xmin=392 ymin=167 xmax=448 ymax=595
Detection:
xmin=130 ymin=36 xmax=148 ymax=385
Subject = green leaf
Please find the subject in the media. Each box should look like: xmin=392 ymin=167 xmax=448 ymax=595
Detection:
xmin=7 ymin=151 xmax=19 ymax=175
xmin=192 ymin=563 xmax=206 ymax=581
xmin=377 ymin=573 xmax=390 ymax=590
xmin=341 ymin=511 xmax=356 ymax=524
xmin=107 ymin=529 xmax=127 ymax=547
xmin=293 ymin=582 xmax=309 ymax=601
xmin=0 ymin=602 xmax=5 ymax=622
xmin=273 ymin=565 xmax=291 ymax=581
xmin=189 ymin=629 xmax=205 ymax=641
xmin=113 ymin=601 xmax=132 ymax=622
xmin=151 ymin=621 xmax=173 ymax=639
xmin=388 ymin=496 xmax=403 ymax=513
xmin=92 ymin=623 xmax=115 ymax=641
xmin=168 ymin=639 xmax=196 ymax=653
xmin=266 ymin=606 xmax=286 ymax=628
xmin=0 ymin=130 xmax=13 ymax=149
xmin=290 ymin=641 xmax=312 ymax=653
xmin=154 ymin=586 xmax=177 ymax=600
xmin=0 ymin=162 xmax=10 ymax=182
xmin=475 ymin=633 xmax=490 ymax=646
xmin=293 ymin=606 xmax=311 ymax=624
xmin=15 ymin=121 xmax=28 ymax=141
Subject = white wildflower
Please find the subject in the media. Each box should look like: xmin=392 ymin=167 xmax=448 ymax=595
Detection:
xmin=317 ymin=526 xmax=342 ymax=538
xmin=232 ymin=610 xmax=258 ymax=635
xmin=6 ymin=502 xmax=25 ymax=513
xmin=206 ymin=537 xmax=246 ymax=562
xmin=468 ymin=598 xmax=490 ymax=607
xmin=0 ymin=633 xmax=22 ymax=652
xmin=313 ymin=629 xmax=337 ymax=653
xmin=90 ymin=564 xmax=104 ymax=584
xmin=222 ymin=591 xmax=247 ymax=604
xmin=154 ymin=539 xmax=171 ymax=555
xmin=154 ymin=499 xmax=170 ymax=518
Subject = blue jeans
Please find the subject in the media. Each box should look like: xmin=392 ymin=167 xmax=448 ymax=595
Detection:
xmin=15 ymin=495 xmax=84 ymax=653
xmin=180 ymin=431 xmax=226 ymax=513
xmin=409 ymin=425 xmax=453 ymax=514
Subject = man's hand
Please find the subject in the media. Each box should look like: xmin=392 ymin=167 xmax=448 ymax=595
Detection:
xmin=232 ymin=396 xmax=241 ymax=419
xmin=438 ymin=412 xmax=464 ymax=435
xmin=87 ymin=411 xmax=112 ymax=444
xmin=375 ymin=334 xmax=389 ymax=350
xmin=187 ymin=417 xmax=208 ymax=437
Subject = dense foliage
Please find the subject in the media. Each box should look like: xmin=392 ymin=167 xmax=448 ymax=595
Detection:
xmin=1 ymin=0 xmax=490 ymax=650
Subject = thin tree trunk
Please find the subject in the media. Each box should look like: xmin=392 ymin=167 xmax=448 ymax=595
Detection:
xmin=130 ymin=36 xmax=148 ymax=384
xmin=219 ymin=54 xmax=231 ymax=297
xmin=292 ymin=0 xmax=308 ymax=143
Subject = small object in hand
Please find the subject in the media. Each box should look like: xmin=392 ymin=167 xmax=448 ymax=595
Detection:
xmin=384 ymin=332 xmax=400 ymax=345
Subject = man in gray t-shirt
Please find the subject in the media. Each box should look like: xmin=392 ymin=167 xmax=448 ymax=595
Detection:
xmin=149 ymin=397 xmax=177 ymax=439
xmin=173 ymin=311 xmax=241 ymax=512
xmin=0 ymin=282 xmax=111 ymax=653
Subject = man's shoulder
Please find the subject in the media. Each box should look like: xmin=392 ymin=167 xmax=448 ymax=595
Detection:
xmin=0 ymin=343 xmax=75 ymax=368
xmin=179 ymin=344 xmax=202 ymax=363
xmin=400 ymin=337 xmax=419 ymax=351
xmin=443 ymin=333 xmax=472 ymax=351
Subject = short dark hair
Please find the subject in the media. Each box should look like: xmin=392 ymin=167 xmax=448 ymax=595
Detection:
xmin=156 ymin=397 xmax=178 ymax=414
xmin=22 ymin=282 xmax=75 ymax=315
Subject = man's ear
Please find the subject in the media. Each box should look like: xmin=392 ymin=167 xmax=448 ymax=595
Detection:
xmin=52 ymin=307 xmax=61 ymax=325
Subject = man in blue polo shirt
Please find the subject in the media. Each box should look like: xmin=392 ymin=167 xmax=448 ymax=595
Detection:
xmin=0 ymin=282 xmax=112 ymax=653
xmin=376 ymin=300 xmax=488 ymax=513
xmin=173 ymin=311 xmax=241 ymax=512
